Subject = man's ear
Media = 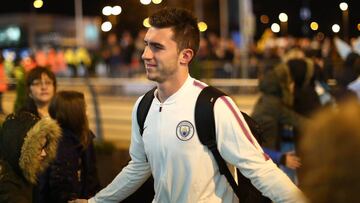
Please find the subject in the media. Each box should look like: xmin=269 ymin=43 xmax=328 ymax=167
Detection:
xmin=179 ymin=48 xmax=194 ymax=65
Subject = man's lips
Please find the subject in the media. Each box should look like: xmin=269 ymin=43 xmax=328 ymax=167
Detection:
xmin=145 ymin=63 xmax=157 ymax=68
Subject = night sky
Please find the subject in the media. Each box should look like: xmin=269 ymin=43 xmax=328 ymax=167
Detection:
xmin=253 ymin=0 xmax=360 ymax=38
xmin=0 ymin=0 xmax=359 ymax=38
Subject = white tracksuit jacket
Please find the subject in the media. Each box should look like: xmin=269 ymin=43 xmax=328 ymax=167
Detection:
xmin=90 ymin=76 xmax=304 ymax=203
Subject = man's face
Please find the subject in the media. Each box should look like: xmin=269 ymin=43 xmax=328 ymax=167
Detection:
xmin=142 ymin=27 xmax=180 ymax=83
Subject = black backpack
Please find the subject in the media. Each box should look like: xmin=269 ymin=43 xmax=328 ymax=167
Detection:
xmin=126 ymin=86 xmax=270 ymax=203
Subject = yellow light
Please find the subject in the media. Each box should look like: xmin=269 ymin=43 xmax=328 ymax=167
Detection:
xmin=357 ymin=23 xmax=360 ymax=31
xmin=33 ymin=0 xmax=43 ymax=8
xmin=260 ymin=15 xmax=269 ymax=24
xmin=143 ymin=18 xmax=151 ymax=28
xmin=310 ymin=22 xmax=319 ymax=31
xmin=152 ymin=0 xmax=162 ymax=4
xmin=198 ymin=21 xmax=208 ymax=32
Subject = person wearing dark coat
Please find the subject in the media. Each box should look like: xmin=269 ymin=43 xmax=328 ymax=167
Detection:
xmin=287 ymin=58 xmax=321 ymax=117
xmin=251 ymin=70 xmax=306 ymax=168
xmin=332 ymin=52 xmax=360 ymax=102
xmin=38 ymin=91 xmax=100 ymax=203
xmin=0 ymin=111 xmax=61 ymax=202
xmin=269 ymin=54 xmax=318 ymax=184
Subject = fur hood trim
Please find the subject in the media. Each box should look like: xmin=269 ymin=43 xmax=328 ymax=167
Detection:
xmin=19 ymin=117 xmax=61 ymax=184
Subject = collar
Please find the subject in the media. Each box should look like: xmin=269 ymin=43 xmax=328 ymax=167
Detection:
xmin=153 ymin=75 xmax=194 ymax=105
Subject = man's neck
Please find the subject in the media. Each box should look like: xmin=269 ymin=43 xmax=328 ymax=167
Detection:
xmin=156 ymin=73 xmax=188 ymax=103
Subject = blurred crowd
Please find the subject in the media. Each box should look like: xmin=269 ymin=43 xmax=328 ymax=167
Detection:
xmin=0 ymin=29 xmax=359 ymax=113
xmin=1 ymin=28 xmax=359 ymax=81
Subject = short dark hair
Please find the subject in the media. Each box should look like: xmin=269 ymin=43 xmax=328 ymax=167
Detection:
xmin=149 ymin=7 xmax=200 ymax=56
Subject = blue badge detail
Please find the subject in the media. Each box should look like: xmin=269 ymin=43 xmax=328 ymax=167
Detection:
xmin=176 ymin=120 xmax=194 ymax=141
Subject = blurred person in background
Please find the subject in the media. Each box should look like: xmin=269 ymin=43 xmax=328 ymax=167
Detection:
xmin=38 ymin=91 xmax=100 ymax=202
xmin=18 ymin=67 xmax=56 ymax=118
xmin=332 ymin=38 xmax=359 ymax=103
xmin=0 ymin=111 xmax=61 ymax=202
xmin=331 ymin=52 xmax=358 ymax=103
xmin=14 ymin=67 xmax=58 ymax=202
xmin=131 ymin=29 xmax=147 ymax=76
xmin=287 ymin=58 xmax=321 ymax=117
xmin=251 ymin=70 xmax=306 ymax=172
xmin=299 ymin=99 xmax=360 ymax=203
xmin=272 ymin=48 xmax=322 ymax=183
xmin=0 ymin=53 xmax=8 ymax=115
xmin=345 ymin=52 xmax=360 ymax=100
xmin=119 ymin=31 xmax=135 ymax=77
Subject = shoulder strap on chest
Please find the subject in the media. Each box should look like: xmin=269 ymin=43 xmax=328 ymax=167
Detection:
xmin=195 ymin=86 xmax=241 ymax=198
xmin=137 ymin=87 xmax=156 ymax=136
xmin=195 ymin=86 xmax=226 ymax=146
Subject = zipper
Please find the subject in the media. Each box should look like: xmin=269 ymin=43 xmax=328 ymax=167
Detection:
xmin=159 ymin=103 xmax=163 ymax=112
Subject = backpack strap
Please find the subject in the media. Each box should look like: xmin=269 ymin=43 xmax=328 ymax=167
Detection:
xmin=195 ymin=86 xmax=241 ymax=199
xmin=137 ymin=87 xmax=156 ymax=136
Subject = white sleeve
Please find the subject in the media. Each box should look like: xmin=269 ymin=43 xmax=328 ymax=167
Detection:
xmin=89 ymin=98 xmax=152 ymax=203
xmin=214 ymin=96 xmax=305 ymax=203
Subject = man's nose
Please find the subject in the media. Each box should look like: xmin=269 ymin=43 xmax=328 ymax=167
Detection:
xmin=142 ymin=46 xmax=153 ymax=60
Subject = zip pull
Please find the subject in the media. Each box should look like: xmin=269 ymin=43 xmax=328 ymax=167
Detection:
xmin=159 ymin=103 xmax=163 ymax=112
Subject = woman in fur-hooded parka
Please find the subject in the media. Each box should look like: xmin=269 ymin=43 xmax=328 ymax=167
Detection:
xmin=0 ymin=111 xmax=61 ymax=203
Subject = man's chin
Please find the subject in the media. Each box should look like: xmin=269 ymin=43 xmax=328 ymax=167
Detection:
xmin=146 ymin=72 xmax=157 ymax=81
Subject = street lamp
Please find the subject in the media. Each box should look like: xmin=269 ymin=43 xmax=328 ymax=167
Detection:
xmin=278 ymin=12 xmax=288 ymax=36
xmin=198 ymin=21 xmax=208 ymax=32
xmin=332 ymin=24 xmax=340 ymax=34
xmin=102 ymin=6 xmax=112 ymax=16
xmin=310 ymin=22 xmax=319 ymax=31
xmin=152 ymin=0 xmax=162 ymax=4
xmin=101 ymin=21 xmax=112 ymax=32
xmin=33 ymin=0 xmax=43 ymax=8
xmin=101 ymin=5 xmax=122 ymax=34
xmin=75 ymin=0 xmax=84 ymax=47
xmin=271 ymin=23 xmax=280 ymax=33
xmin=140 ymin=0 xmax=151 ymax=5
xmin=143 ymin=18 xmax=151 ymax=28
xmin=339 ymin=2 xmax=349 ymax=41
xmin=111 ymin=6 xmax=122 ymax=15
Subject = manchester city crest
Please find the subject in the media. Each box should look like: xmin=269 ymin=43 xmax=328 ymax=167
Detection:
xmin=176 ymin=120 xmax=194 ymax=141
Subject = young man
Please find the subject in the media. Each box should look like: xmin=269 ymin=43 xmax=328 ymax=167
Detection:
xmin=71 ymin=7 xmax=304 ymax=203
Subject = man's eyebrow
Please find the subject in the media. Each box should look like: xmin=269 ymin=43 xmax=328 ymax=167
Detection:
xmin=144 ymin=40 xmax=164 ymax=48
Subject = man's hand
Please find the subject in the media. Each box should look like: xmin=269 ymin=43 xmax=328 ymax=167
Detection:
xmin=284 ymin=152 xmax=301 ymax=169
xmin=68 ymin=199 xmax=88 ymax=203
